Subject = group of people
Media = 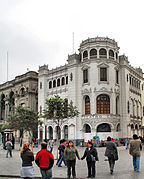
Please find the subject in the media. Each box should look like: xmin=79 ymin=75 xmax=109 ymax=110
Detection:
xmin=16 ymin=133 xmax=142 ymax=179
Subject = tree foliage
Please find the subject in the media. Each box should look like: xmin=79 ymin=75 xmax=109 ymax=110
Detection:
xmin=8 ymin=106 xmax=39 ymax=136
xmin=0 ymin=122 xmax=9 ymax=132
xmin=43 ymin=95 xmax=79 ymax=123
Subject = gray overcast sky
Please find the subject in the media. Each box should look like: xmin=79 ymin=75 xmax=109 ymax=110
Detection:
xmin=0 ymin=0 xmax=144 ymax=84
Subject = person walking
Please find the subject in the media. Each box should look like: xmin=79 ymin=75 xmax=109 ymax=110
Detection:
xmin=64 ymin=140 xmax=80 ymax=178
xmin=20 ymin=142 xmax=34 ymax=179
xmin=57 ymin=139 xmax=67 ymax=167
xmin=35 ymin=142 xmax=54 ymax=179
xmin=125 ymin=138 xmax=130 ymax=150
xmin=105 ymin=136 xmax=118 ymax=175
xmin=129 ymin=134 xmax=141 ymax=172
xmin=5 ymin=139 xmax=13 ymax=158
xmin=48 ymin=138 xmax=54 ymax=153
xmin=81 ymin=141 xmax=99 ymax=178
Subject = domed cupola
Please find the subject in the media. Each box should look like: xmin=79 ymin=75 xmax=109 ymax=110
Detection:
xmin=79 ymin=37 xmax=120 ymax=62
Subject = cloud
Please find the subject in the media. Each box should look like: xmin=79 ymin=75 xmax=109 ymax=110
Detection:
xmin=0 ymin=21 xmax=66 ymax=84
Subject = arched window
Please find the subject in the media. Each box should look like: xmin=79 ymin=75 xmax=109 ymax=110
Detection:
xmin=97 ymin=123 xmax=111 ymax=132
xmin=9 ymin=91 xmax=15 ymax=113
xmin=99 ymin=48 xmax=107 ymax=58
xmin=116 ymin=53 xmax=118 ymax=59
xmin=83 ymin=50 xmax=88 ymax=59
xmin=20 ymin=88 xmax=25 ymax=96
xmin=57 ymin=78 xmax=60 ymax=87
xmin=97 ymin=94 xmax=110 ymax=114
xmin=128 ymin=101 xmax=130 ymax=114
xmin=135 ymin=124 xmax=138 ymax=130
xmin=131 ymin=124 xmax=134 ymax=129
xmin=64 ymin=125 xmax=68 ymax=140
xmin=56 ymin=126 xmax=61 ymax=139
xmin=66 ymin=76 xmax=68 ymax=84
xmin=48 ymin=126 xmax=53 ymax=139
xmin=53 ymin=80 xmax=56 ymax=88
xmin=0 ymin=94 xmax=5 ymax=120
xmin=49 ymin=81 xmax=52 ymax=89
xmin=116 ymin=123 xmax=120 ymax=132
xmin=85 ymin=96 xmax=90 ymax=115
xmin=62 ymin=77 xmax=65 ymax=85
xmin=109 ymin=49 xmax=114 ymax=59
xmin=84 ymin=124 xmax=91 ymax=133
xmin=90 ymin=49 xmax=97 ymax=58
xmin=116 ymin=96 xmax=119 ymax=115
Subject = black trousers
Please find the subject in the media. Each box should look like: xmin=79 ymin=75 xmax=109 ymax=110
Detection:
xmin=108 ymin=157 xmax=115 ymax=171
xmin=87 ymin=161 xmax=96 ymax=177
xmin=67 ymin=160 xmax=76 ymax=177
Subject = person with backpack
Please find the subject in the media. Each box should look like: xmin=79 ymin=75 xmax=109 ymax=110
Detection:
xmin=35 ymin=142 xmax=54 ymax=179
xmin=81 ymin=141 xmax=99 ymax=178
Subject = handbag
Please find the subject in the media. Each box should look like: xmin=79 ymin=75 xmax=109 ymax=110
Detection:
xmin=113 ymin=151 xmax=118 ymax=161
xmin=91 ymin=154 xmax=95 ymax=161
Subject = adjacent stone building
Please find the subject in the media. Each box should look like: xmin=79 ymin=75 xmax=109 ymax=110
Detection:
xmin=0 ymin=71 xmax=38 ymax=141
xmin=38 ymin=37 xmax=144 ymax=141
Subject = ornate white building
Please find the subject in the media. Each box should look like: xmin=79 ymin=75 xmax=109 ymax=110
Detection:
xmin=38 ymin=37 xmax=144 ymax=141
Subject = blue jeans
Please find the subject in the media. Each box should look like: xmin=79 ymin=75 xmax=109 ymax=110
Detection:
xmin=133 ymin=156 xmax=140 ymax=172
xmin=40 ymin=168 xmax=52 ymax=179
xmin=57 ymin=151 xmax=67 ymax=166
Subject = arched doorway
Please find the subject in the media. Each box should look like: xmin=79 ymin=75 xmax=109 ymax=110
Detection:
xmin=83 ymin=124 xmax=91 ymax=142
xmin=97 ymin=123 xmax=111 ymax=140
xmin=84 ymin=124 xmax=91 ymax=133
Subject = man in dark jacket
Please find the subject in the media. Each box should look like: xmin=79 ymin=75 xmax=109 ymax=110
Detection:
xmin=35 ymin=142 xmax=54 ymax=179
xmin=81 ymin=141 xmax=99 ymax=178
xmin=105 ymin=136 xmax=118 ymax=174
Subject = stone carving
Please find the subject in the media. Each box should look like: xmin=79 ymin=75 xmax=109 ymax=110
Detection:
xmin=82 ymin=88 xmax=92 ymax=95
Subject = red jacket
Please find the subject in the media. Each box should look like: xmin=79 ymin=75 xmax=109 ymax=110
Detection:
xmin=35 ymin=149 xmax=54 ymax=170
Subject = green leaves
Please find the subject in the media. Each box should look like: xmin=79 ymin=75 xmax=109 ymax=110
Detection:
xmin=7 ymin=106 xmax=39 ymax=135
xmin=43 ymin=95 xmax=79 ymax=121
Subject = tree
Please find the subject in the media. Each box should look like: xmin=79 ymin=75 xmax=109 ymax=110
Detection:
xmin=43 ymin=95 xmax=79 ymax=139
xmin=0 ymin=122 xmax=9 ymax=132
xmin=8 ymin=106 xmax=40 ymax=142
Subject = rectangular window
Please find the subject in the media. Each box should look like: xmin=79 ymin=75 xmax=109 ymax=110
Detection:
xmin=40 ymin=82 xmax=42 ymax=89
xmin=116 ymin=70 xmax=119 ymax=84
xmin=100 ymin=68 xmax=107 ymax=81
xmin=83 ymin=69 xmax=88 ymax=83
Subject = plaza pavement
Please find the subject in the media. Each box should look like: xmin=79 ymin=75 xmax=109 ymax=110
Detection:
xmin=0 ymin=144 xmax=144 ymax=178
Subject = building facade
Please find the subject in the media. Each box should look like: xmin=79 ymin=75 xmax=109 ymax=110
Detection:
xmin=38 ymin=37 xmax=144 ymax=141
xmin=0 ymin=71 xmax=38 ymax=140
